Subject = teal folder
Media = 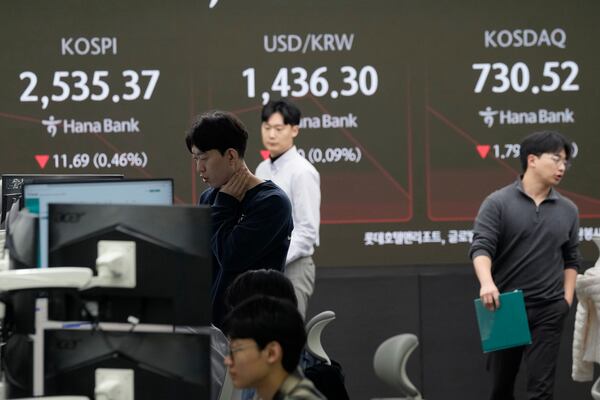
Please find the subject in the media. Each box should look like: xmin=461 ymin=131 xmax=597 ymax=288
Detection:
xmin=474 ymin=290 xmax=532 ymax=353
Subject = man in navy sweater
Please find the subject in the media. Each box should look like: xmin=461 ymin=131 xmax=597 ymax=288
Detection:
xmin=185 ymin=111 xmax=293 ymax=327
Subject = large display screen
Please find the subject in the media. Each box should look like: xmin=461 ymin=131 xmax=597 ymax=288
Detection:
xmin=1 ymin=0 xmax=599 ymax=266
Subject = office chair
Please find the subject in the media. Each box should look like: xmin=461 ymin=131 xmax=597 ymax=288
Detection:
xmin=592 ymin=376 xmax=600 ymax=400
xmin=373 ymin=333 xmax=423 ymax=400
xmin=305 ymin=310 xmax=336 ymax=365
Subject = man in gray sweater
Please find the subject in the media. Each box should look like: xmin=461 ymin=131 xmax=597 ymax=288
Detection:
xmin=470 ymin=130 xmax=580 ymax=400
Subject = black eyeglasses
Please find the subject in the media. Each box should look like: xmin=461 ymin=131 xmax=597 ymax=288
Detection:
xmin=547 ymin=154 xmax=572 ymax=170
xmin=227 ymin=343 xmax=257 ymax=360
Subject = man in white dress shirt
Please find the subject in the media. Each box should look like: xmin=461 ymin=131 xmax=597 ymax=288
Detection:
xmin=255 ymin=99 xmax=320 ymax=318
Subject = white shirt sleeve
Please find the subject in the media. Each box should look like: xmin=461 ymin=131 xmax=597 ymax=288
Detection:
xmin=286 ymin=167 xmax=320 ymax=264
xmin=255 ymin=149 xmax=320 ymax=265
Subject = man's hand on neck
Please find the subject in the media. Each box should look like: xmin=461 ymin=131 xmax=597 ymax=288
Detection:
xmin=220 ymin=161 xmax=263 ymax=201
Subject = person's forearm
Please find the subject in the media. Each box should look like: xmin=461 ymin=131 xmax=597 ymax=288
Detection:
xmin=473 ymin=255 xmax=494 ymax=286
xmin=213 ymin=194 xmax=291 ymax=271
xmin=564 ymin=267 xmax=577 ymax=305
xmin=474 ymin=254 xmax=500 ymax=310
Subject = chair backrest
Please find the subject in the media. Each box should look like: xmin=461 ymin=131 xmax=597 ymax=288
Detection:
xmin=373 ymin=333 xmax=422 ymax=400
xmin=592 ymin=376 xmax=600 ymax=400
xmin=305 ymin=310 xmax=336 ymax=365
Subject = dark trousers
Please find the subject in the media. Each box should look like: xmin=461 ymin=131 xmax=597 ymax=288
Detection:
xmin=488 ymin=299 xmax=570 ymax=400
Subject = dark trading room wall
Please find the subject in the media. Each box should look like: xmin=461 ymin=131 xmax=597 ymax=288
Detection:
xmin=309 ymin=265 xmax=594 ymax=400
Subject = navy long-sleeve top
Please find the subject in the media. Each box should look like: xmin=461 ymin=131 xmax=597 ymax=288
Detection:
xmin=199 ymin=180 xmax=293 ymax=327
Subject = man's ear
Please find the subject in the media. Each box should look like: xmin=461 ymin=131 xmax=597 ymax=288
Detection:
xmin=265 ymin=341 xmax=283 ymax=365
xmin=527 ymin=153 xmax=537 ymax=169
xmin=225 ymin=148 xmax=240 ymax=162
xmin=291 ymin=125 xmax=300 ymax=138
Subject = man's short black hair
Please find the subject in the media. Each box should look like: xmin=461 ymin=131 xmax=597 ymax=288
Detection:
xmin=185 ymin=111 xmax=248 ymax=157
xmin=224 ymin=269 xmax=298 ymax=311
xmin=519 ymin=130 xmax=572 ymax=172
xmin=261 ymin=98 xmax=301 ymax=126
xmin=222 ymin=296 xmax=306 ymax=373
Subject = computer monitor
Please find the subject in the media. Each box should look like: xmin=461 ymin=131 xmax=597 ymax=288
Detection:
xmin=48 ymin=203 xmax=212 ymax=326
xmin=0 ymin=174 xmax=123 ymax=227
xmin=23 ymin=179 xmax=173 ymax=268
xmin=4 ymin=329 xmax=211 ymax=399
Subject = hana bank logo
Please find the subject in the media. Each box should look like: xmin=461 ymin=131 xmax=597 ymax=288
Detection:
xmin=42 ymin=115 xmax=63 ymax=137
xmin=209 ymin=0 xmax=219 ymax=8
xmin=479 ymin=106 xmax=498 ymax=128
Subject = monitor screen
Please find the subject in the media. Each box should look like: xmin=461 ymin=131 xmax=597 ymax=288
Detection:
xmin=38 ymin=329 xmax=210 ymax=399
xmin=0 ymin=174 xmax=123 ymax=227
xmin=23 ymin=179 xmax=173 ymax=268
xmin=48 ymin=203 xmax=212 ymax=326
